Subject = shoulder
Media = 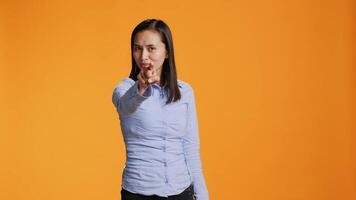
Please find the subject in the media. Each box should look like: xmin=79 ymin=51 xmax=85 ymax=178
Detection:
xmin=177 ymin=79 xmax=192 ymax=89
xmin=114 ymin=77 xmax=135 ymax=91
xmin=177 ymin=79 xmax=194 ymax=97
xmin=112 ymin=77 xmax=135 ymax=106
xmin=113 ymin=78 xmax=193 ymax=95
xmin=119 ymin=77 xmax=135 ymax=87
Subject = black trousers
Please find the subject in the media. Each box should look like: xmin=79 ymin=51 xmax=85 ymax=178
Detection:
xmin=121 ymin=184 xmax=196 ymax=200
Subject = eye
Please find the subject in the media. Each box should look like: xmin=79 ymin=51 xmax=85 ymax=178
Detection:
xmin=148 ymin=47 xmax=156 ymax=51
xmin=133 ymin=46 xmax=142 ymax=51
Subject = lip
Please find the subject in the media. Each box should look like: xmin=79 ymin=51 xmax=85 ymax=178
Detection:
xmin=140 ymin=63 xmax=152 ymax=68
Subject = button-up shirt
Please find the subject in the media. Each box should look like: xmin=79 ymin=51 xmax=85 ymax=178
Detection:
xmin=112 ymin=77 xmax=209 ymax=200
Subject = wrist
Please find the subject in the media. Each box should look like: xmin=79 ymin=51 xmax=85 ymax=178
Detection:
xmin=137 ymin=83 xmax=148 ymax=96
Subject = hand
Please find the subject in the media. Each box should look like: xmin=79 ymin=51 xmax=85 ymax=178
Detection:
xmin=136 ymin=65 xmax=160 ymax=95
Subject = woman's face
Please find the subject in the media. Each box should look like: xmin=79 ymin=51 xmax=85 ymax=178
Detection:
xmin=133 ymin=30 xmax=168 ymax=75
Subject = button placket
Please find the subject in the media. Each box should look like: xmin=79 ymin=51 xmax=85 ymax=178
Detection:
xmin=160 ymin=89 xmax=164 ymax=98
xmin=163 ymin=122 xmax=168 ymax=184
xmin=160 ymin=102 xmax=169 ymax=185
xmin=160 ymin=90 xmax=173 ymax=187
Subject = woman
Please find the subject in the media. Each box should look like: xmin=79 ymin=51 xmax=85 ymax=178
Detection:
xmin=112 ymin=18 xmax=209 ymax=200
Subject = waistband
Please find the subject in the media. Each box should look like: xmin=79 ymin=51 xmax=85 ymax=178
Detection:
xmin=121 ymin=183 xmax=194 ymax=199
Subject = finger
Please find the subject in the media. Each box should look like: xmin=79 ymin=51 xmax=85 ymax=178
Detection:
xmin=146 ymin=71 xmax=155 ymax=84
xmin=143 ymin=70 xmax=151 ymax=83
xmin=137 ymin=73 xmax=142 ymax=83
xmin=140 ymin=70 xmax=152 ymax=84
xmin=146 ymin=70 xmax=153 ymax=78
xmin=138 ymin=72 xmax=147 ymax=85
xmin=149 ymin=70 xmax=155 ymax=83
xmin=147 ymin=64 xmax=153 ymax=71
xmin=152 ymin=70 xmax=160 ymax=83
xmin=156 ymin=75 xmax=160 ymax=83
xmin=141 ymin=69 xmax=148 ymax=79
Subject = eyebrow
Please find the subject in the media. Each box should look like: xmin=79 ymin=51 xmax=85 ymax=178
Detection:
xmin=134 ymin=44 xmax=156 ymax=47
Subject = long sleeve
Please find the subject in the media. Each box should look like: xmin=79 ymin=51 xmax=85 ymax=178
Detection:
xmin=112 ymin=78 xmax=153 ymax=116
xmin=183 ymin=87 xmax=209 ymax=200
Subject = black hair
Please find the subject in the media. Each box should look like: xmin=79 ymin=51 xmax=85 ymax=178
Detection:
xmin=129 ymin=18 xmax=181 ymax=104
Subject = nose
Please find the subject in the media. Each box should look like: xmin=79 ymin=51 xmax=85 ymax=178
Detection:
xmin=140 ymin=48 xmax=149 ymax=61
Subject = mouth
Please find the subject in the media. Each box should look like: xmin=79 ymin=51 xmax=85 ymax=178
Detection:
xmin=140 ymin=62 xmax=152 ymax=69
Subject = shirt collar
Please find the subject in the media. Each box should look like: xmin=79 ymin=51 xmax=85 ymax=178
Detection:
xmin=152 ymin=82 xmax=165 ymax=90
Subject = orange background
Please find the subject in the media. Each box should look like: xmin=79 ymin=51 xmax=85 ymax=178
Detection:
xmin=1 ymin=0 xmax=355 ymax=200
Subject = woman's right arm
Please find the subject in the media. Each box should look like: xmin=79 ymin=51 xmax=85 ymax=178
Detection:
xmin=112 ymin=78 xmax=152 ymax=116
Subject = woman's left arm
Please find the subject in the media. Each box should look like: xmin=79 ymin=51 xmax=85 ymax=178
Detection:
xmin=183 ymin=86 xmax=210 ymax=200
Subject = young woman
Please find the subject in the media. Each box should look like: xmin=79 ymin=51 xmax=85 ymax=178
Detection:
xmin=112 ymin=18 xmax=209 ymax=200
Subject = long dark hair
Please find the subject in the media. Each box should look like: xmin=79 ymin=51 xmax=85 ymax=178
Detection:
xmin=129 ymin=18 xmax=181 ymax=104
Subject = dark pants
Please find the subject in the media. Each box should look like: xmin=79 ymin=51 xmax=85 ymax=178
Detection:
xmin=121 ymin=184 xmax=196 ymax=200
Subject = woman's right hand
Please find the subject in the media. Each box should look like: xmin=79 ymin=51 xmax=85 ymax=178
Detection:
xmin=136 ymin=66 xmax=160 ymax=96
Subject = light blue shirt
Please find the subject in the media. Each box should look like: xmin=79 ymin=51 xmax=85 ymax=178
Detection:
xmin=112 ymin=77 xmax=209 ymax=200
